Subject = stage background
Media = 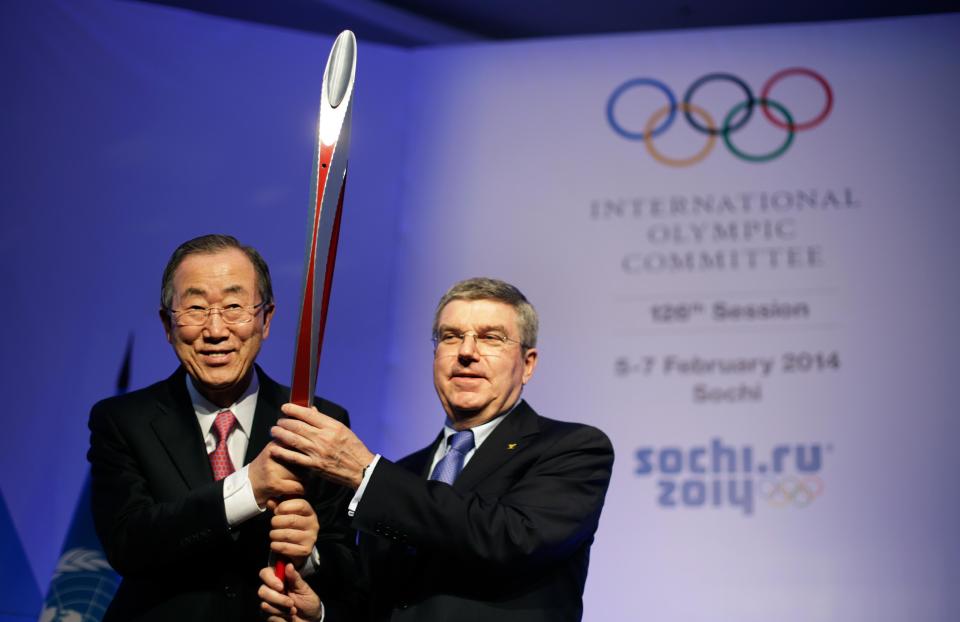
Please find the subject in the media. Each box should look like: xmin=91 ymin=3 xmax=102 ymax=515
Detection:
xmin=2 ymin=1 xmax=958 ymax=620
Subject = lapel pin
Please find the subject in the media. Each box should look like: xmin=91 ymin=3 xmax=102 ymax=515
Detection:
xmin=507 ymin=443 xmax=517 ymax=450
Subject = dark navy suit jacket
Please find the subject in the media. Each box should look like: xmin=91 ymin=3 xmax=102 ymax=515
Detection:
xmin=88 ymin=366 xmax=356 ymax=621
xmin=354 ymin=400 xmax=614 ymax=622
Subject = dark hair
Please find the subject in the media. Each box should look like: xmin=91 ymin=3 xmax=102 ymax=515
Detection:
xmin=432 ymin=277 xmax=538 ymax=349
xmin=160 ymin=234 xmax=273 ymax=309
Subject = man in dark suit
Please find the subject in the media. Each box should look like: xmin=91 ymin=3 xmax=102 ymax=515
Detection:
xmin=88 ymin=234 xmax=354 ymax=621
xmin=261 ymin=277 xmax=614 ymax=621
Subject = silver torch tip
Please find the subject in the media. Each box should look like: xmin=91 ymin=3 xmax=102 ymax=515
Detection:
xmin=326 ymin=30 xmax=356 ymax=109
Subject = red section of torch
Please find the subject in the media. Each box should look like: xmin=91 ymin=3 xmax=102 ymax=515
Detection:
xmin=277 ymin=143 xmax=337 ymax=584
xmin=315 ymin=176 xmax=347 ymax=364
xmin=290 ymin=142 xmax=335 ymax=408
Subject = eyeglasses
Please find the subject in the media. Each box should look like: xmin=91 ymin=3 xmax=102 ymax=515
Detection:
xmin=432 ymin=330 xmax=527 ymax=355
xmin=168 ymin=302 xmax=270 ymax=327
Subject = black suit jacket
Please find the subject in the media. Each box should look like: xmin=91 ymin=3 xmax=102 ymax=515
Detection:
xmin=88 ymin=366 xmax=355 ymax=622
xmin=354 ymin=400 xmax=614 ymax=622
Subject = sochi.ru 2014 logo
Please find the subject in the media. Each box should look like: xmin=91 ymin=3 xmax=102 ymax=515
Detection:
xmin=606 ymin=68 xmax=832 ymax=166
xmin=635 ymin=438 xmax=828 ymax=516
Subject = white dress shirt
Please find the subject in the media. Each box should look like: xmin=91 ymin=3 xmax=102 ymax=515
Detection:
xmin=186 ymin=374 xmax=263 ymax=527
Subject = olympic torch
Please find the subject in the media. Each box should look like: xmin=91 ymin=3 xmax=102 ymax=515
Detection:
xmin=276 ymin=29 xmax=357 ymax=583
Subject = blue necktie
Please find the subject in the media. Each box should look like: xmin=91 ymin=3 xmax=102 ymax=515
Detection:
xmin=429 ymin=429 xmax=475 ymax=484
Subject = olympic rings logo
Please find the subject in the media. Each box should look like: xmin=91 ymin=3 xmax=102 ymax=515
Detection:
xmin=606 ymin=68 xmax=833 ymax=166
xmin=758 ymin=475 xmax=824 ymax=508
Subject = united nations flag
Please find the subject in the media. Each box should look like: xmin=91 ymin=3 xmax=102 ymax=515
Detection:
xmin=39 ymin=336 xmax=132 ymax=622
xmin=38 ymin=480 xmax=119 ymax=622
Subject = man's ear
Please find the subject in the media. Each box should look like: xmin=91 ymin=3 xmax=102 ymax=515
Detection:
xmin=521 ymin=348 xmax=538 ymax=385
xmin=261 ymin=303 xmax=276 ymax=340
xmin=159 ymin=308 xmax=173 ymax=344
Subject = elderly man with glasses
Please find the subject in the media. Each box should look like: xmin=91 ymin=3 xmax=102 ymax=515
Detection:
xmin=88 ymin=234 xmax=356 ymax=622
xmin=261 ymin=277 xmax=614 ymax=622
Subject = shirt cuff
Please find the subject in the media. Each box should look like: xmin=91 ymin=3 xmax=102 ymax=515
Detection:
xmin=300 ymin=546 xmax=321 ymax=578
xmin=223 ymin=464 xmax=265 ymax=527
xmin=347 ymin=454 xmax=381 ymax=517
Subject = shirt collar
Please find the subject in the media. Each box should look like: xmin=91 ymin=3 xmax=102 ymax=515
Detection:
xmin=440 ymin=399 xmax=521 ymax=449
xmin=186 ymin=372 xmax=259 ymax=437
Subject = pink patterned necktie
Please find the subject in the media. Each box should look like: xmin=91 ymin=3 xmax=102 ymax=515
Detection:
xmin=209 ymin=410 xmax=237 ymax=481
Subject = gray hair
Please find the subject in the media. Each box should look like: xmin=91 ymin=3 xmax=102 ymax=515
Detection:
xmin=160 ymin=234 xmax=274 ymax=309
xmin=432 ymin=277 xmax=538 ymax=349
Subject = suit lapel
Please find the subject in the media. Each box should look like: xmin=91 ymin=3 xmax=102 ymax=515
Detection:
xmin=453 ymin=400 xmax=539 ymax=492
xmin=398 ymin=434 xmax=443 ymax=479
xmin=150 ymin=368 xmax=213 ymax=490
xmin=150 ymin=366 xmax=283 ymax=489
xmin=244 ymin=366 xmax=281 ymax=464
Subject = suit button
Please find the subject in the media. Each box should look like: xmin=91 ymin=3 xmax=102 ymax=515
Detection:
xmin=224 ymin=585 xmax=237 ymax=598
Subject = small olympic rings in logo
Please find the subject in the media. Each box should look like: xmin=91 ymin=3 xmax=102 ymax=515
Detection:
xmin=758 ymin=475 xmax=824 ymax=508
xmin=606 ymin=68 xmax=833 ymax=166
